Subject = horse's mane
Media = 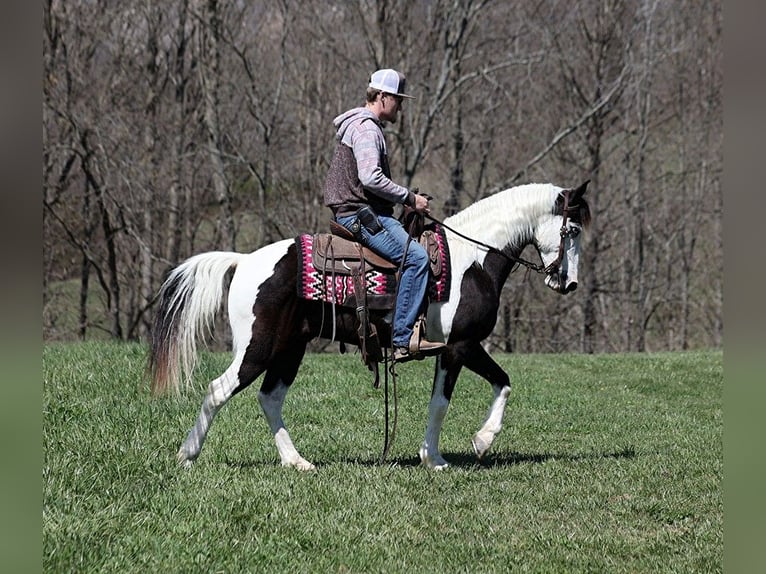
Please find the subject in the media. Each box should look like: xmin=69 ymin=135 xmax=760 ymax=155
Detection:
xmin=443 ymin=183 xmax=562 ymax=250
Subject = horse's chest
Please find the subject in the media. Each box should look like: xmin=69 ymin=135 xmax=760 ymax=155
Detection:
xmin=435 ymin=262 xmax=499 ymax=340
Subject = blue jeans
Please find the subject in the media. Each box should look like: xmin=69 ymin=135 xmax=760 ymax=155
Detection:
xmin=336 ymin=212 xmax=430 ymax=348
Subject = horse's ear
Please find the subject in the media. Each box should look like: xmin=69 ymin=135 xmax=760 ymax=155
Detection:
xmin=572 ymin=179 xmax=589 ymax=198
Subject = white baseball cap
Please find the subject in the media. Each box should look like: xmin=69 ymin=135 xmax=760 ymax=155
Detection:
xmin=368 ymin=69 xmax=415 ymax=98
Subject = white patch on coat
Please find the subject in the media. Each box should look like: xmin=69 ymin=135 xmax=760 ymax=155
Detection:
xmin=227 ymin=239 xmax=293 ymax=353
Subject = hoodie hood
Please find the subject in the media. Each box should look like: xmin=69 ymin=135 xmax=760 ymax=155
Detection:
xmin=333 ymin=107 xmax=380 ymax=145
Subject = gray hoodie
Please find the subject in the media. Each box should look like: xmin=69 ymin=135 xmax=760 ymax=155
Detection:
xmin=323 ymin=107 xmax=414 ymax=218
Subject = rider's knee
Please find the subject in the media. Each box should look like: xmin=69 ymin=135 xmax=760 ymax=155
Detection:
xmin=407 ymin=241 xmax=429 ymax=269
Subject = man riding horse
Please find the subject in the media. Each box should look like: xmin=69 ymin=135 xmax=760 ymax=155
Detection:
xmin=322 ymin=68 xmax=446 ymax=363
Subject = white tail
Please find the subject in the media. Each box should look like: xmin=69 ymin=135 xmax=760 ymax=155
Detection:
xmin=149 ymin=251 xmax=243 ymax=395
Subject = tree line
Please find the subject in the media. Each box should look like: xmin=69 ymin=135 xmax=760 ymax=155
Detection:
xmin=43 ymin=0 xmax=722 ymax=353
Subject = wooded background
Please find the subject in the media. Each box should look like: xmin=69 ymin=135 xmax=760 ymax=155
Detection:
xmin=43 ymin=0 xmax=722 ymax=354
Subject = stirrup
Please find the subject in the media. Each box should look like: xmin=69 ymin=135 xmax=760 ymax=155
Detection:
xmin=409 ymin=316 xmax=426 ymax=354
xmin=407 ymin=315 xmax=446 ymax=357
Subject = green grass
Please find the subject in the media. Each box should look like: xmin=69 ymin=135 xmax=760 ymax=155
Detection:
xmin=44 ymin=342 xmax=722 ymax=572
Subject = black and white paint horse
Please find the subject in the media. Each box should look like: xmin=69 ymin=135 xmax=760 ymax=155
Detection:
xmin=150 ymin=182 xmax=590 ymax=470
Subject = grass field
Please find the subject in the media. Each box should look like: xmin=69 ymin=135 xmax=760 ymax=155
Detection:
xmin=43 ymin=342 xmax=722 ymax=572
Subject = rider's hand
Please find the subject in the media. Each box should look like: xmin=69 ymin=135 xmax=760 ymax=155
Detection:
xmin=413 ymin=193 xmax=431 ymax=215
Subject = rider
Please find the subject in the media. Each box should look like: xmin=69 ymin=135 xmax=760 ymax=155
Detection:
xmin=323 ymin=68 xmax=446 ymax=363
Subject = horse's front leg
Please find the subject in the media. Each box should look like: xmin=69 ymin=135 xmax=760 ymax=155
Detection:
xmin=419 ymin=352 xmax=462 ymax=470
xmin=462 ymin=344 xmax=511 ymax=460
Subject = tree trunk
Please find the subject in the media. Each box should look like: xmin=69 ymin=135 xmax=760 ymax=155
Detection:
xmin=445 ymin=61 xmax=464 ymax=216
xmin=199 ymin=0 xmax=235 ymax=250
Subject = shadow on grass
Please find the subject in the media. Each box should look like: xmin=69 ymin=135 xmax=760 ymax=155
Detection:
xmin=223 ymin=445 xmax=636 ymax=470
xmin=382 ymin=445 xmax=637 ymax=469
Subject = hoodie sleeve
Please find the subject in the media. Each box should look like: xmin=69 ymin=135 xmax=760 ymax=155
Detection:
xmin=351 ymin=120 xmax=413 ymax=206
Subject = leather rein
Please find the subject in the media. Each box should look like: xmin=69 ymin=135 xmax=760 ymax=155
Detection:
xmin=424 ymin=188 xmax=576 ymax=277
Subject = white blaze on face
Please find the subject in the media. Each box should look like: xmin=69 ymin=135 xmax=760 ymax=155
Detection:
xmin=538 ymin=217 xmax=582 ymax=294
xmin=562 ymin=233 xmax=580 ymax=289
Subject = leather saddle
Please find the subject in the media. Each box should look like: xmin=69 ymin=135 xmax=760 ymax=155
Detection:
xmin=314 ymin=220 xmax=441 ymax=279
xmin=312 ymin=221 xmax=398 ymax=275
xmin=310 ymin=219 xmax=444 ymax=381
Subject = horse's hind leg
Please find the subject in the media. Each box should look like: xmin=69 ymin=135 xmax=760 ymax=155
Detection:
xmin=257 ymin=345 xmax=315 ymax=471
xmin=177 ymin=352 xmax=259 ymax=467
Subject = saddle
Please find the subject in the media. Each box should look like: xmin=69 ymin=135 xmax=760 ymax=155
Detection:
xmin=320 ymin=220 xmax=442 ymax=277
xmin=313 ymin=221 xmax=398 ymax=275
xmin=305 ymin=218 xmax=447 ymax=380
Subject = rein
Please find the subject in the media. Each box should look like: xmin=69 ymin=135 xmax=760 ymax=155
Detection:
xmin=422 ymin=214 xmax=546 ymax=274
xmin=424 ymin=188 xmax=575 ymax=277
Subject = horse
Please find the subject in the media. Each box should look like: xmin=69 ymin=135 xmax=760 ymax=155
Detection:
xmin=149 ymin=181 xmax=591 ymax=470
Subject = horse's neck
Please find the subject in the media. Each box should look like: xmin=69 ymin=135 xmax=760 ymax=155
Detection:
xmin=444 ymin=185 xmax=552 ymax=253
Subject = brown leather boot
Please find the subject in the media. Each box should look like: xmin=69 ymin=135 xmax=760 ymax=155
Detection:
xmin=392 ymin=346 xmax=421 ymax=363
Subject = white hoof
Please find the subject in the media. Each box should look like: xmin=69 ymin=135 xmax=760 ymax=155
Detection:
xmin=472 ymin=432 xmax=494 ymax=460
xmin=283 ymin=457 xmax=316 ymax=471
xmin=419 ymin=447 xmax=450 ymax=470
xmin=177 ymin=448 xmax=196 ymax=468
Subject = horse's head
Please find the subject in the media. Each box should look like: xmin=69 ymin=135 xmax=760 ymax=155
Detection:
xmin=535 ymin=180 xmax=591 ymax=294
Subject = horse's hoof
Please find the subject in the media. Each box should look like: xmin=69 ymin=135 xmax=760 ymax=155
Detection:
xmin=419 ymin=448 xmax=450 ymax=470
xmin=283 ymin=458 xmax=316 ymax=472
xmin=423 ymin=457 xmax=449 ymax=470
xmin=177 ymin=454 xmax=194 ymax=469
xmin=177 ymin=448 xmax=196 ymax=468
xmin=472 ymin=433 xmax=492 ymax=460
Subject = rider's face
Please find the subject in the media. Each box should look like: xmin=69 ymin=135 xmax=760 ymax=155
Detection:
xmin=380 ymin=93 xmax=403 ymax=123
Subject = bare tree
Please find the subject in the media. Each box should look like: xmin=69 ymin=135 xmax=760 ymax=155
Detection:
xmin=43 ymin=0 xmax=723 ymax=353
xmin=197 ymin=0 xmax=236 ymax=250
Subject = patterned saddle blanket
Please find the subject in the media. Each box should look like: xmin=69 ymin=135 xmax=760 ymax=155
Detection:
xmin=295 ymin=223 xmax=451 ymax=311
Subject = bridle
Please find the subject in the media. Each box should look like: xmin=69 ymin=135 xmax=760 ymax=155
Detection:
xmin=542 ymin=188 xmax=581 ymax=277
xmin=424 ymin=188 xmax=579 ymax=278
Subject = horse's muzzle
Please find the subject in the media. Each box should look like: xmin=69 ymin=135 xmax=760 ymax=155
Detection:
xmin=545 ymin=273 xmax=578 ymax=294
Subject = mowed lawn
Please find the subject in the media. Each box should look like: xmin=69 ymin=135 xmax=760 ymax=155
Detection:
xmin=44 ymin=342 xmax=722 ymax=573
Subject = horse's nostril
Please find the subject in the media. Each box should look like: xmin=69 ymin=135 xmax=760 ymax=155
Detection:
xmin=565 ymin=282 xmax=578 ymax=293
